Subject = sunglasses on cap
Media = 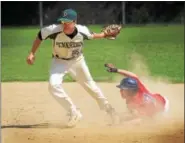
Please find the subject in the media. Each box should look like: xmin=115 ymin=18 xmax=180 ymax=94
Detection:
xmin=61 ymin=21 xmax=74 ymax=24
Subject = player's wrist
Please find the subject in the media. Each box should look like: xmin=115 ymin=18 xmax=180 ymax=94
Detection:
xmin=29 ymin=51 xmax=35 ymax=56
xmin=92 ymin=32 xmax=106 ymax=39
xmin=111 ymin=68 xmax=118 ymax=72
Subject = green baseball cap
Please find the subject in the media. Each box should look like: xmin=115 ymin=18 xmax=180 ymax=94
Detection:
xmin=57 ymin=9 xmax=77 ymax=22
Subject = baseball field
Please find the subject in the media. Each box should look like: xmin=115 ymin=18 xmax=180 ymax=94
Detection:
xmin=2 ymin=25 xmax=184 ymax=143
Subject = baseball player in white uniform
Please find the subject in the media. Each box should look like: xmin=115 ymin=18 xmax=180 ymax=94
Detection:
xmin=26 ymin=9 xmax=120 ymax=127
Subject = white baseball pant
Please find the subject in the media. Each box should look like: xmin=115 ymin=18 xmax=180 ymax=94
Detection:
xmin=48 ymin=55 xmax=109 ymax=114
xmin=162 ymin=96 xmax=170 ymax=118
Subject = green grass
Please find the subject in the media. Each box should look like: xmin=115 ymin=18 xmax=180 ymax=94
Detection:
xmin=2 ymin=25 xmax=184 ymax=83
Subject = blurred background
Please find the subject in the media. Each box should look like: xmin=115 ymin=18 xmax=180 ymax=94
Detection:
xmin=2 ymin=1 xmax=185 ymax=27
xmin=1 ymin=1 xmax=184 ymax=82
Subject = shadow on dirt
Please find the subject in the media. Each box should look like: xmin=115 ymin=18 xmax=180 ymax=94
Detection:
xmin=1 ymin=123 xmax=72 ymax=129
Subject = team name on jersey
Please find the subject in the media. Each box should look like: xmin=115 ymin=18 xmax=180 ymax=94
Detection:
xmin=56 ymin=41 xmax=83 ymax=49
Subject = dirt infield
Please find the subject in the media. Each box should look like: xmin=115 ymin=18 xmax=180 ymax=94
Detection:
xmin=2 ymin=82 xmax=184 ymax=143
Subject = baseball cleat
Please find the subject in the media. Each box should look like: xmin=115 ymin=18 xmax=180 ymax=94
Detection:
xmin=105 ymin=104 xmax=120 ymax=125
xmin=67 ymin=110 xmax=82 ymax=127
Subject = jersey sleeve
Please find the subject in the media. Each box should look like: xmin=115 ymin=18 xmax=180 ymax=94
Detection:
xmin=76 ymin=25 xmax=94 ymax=40
xmin=131 ymin=76 xmax=151 ymax=93
xmin=40 ymin=24 xmax=62 ymax=40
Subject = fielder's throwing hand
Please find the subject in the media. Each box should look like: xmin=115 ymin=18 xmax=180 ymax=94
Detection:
xmin=26 ymin=9 xmax=121 ymax=127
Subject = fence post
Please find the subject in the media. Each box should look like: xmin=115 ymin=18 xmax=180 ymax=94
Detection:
xmin=121 ymin=1 xmax=126 ymax=25
xmin=39 ymin=1 xmax=43 ymax=27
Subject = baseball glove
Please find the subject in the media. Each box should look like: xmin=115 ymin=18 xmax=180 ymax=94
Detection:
xmin=104 ymin=63 xmax=118 ymax=72
xmin=102 ymin=24 xmax=122 ymax=40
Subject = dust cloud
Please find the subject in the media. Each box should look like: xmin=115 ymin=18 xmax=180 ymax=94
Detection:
xmin=112 ymin=53 xmax=184 ymax=135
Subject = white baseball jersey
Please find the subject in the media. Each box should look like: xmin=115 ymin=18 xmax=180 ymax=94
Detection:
xmin=40 ymin=24 xmax=93 ymax=59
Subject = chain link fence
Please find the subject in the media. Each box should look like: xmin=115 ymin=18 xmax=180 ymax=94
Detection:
xmin=2 ymin=1 xmax=185 ymax=26
xmin=42 ymin=2 xmax=185 ymax=25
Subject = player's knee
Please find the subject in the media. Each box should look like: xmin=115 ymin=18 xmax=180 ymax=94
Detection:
xmin=85 ymin=80 xmax=100 ymax=91
xmin=48 ymin=83 xmax=66 ymax=98
xmin=48 ymin=83 xmax=58 ymax=93
xmin=49 ymin=74 xmax=63 ymax=87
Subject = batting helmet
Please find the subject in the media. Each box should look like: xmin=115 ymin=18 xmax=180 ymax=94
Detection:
xmin=116 ymin=77 xmax=138 ymax=90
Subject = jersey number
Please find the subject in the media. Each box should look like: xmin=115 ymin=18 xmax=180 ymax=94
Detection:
xmin=72 ymin=49 xmax=80 ymax=58
xmin=143 ymin=93 xmax=156 ymax=104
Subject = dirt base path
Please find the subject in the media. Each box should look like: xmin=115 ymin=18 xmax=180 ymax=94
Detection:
xmin=2 ymin=82 xmax=184 ymax=143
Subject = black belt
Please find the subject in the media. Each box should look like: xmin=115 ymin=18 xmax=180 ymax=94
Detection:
xmin=52 ymin=54 xmax=75 ymax=60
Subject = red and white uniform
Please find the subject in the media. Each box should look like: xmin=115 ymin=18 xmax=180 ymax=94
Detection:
xmin=125 ymin=77 xmax=169 ymax=117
